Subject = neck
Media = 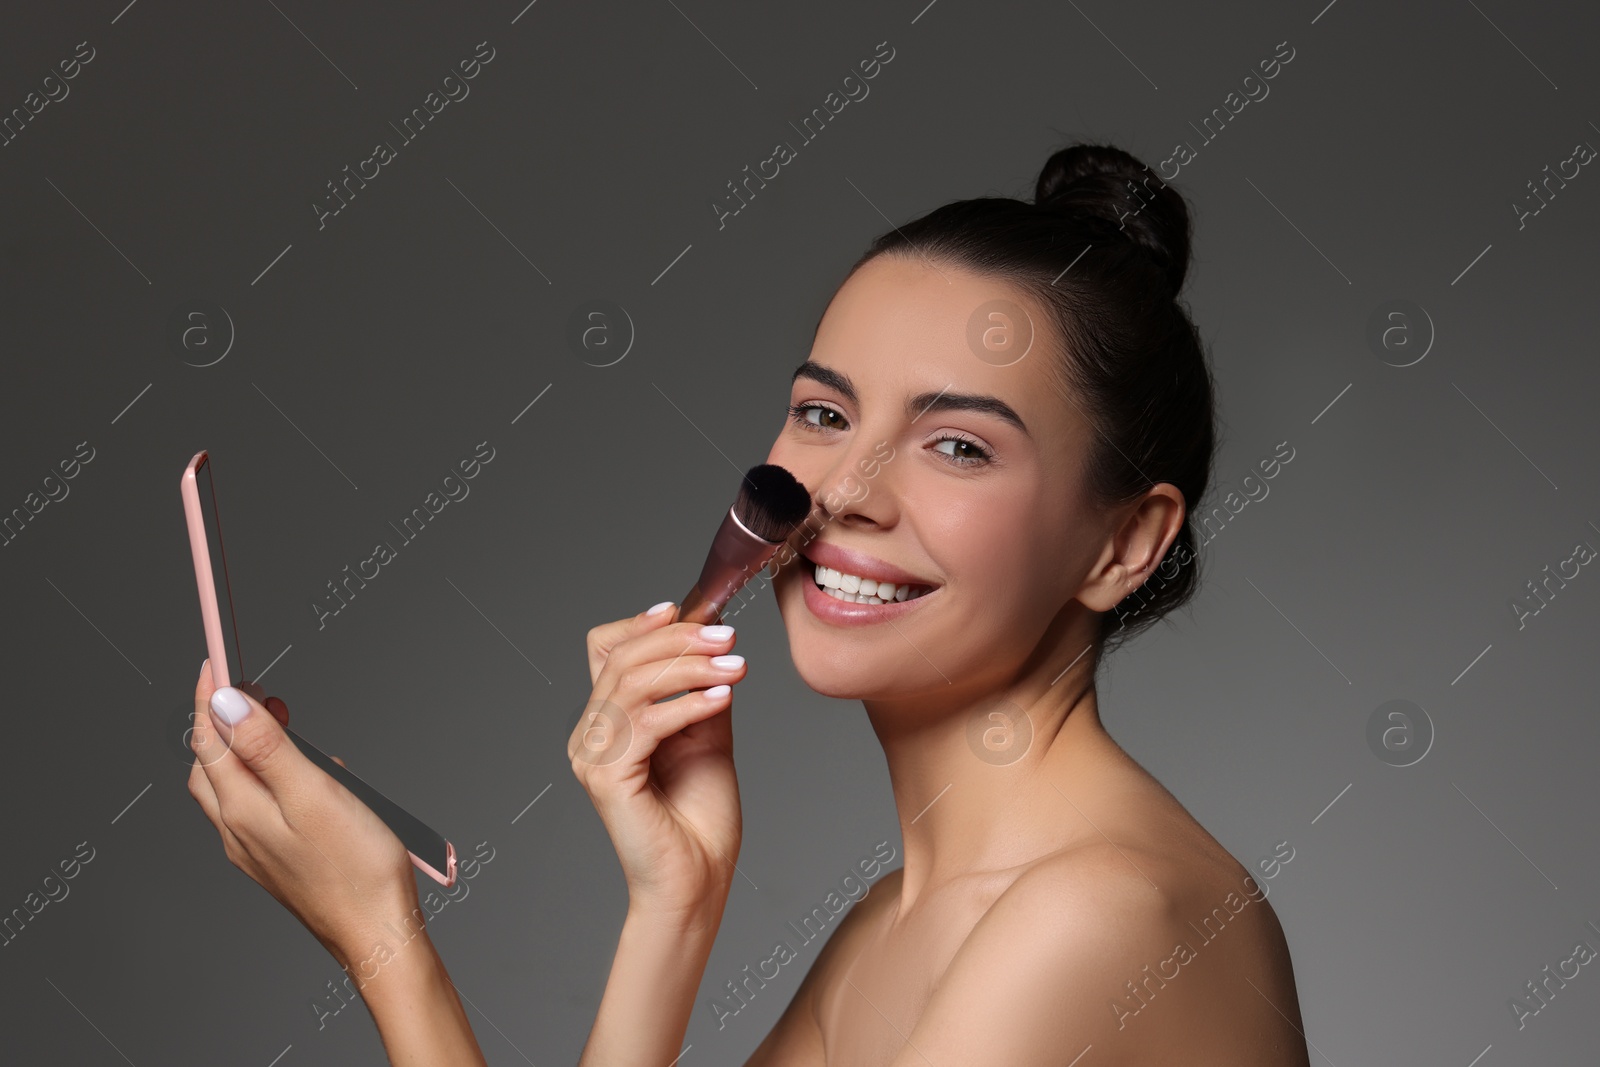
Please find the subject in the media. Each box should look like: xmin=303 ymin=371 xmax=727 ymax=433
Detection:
xmin=862 ymin=626 xmax=1121 ymax=913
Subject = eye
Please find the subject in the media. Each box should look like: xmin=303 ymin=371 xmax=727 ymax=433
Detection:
xmin=932 ymin=434 xmax=992 ymax=466
xmin=787 ymin=402 xmax=848 ymax=432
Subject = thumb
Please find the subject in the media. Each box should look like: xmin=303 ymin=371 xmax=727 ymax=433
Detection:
xmin=207 ymin=685 xmax=303 ymax=796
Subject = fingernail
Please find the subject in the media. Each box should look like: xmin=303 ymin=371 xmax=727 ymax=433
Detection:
xmin=646 ymin=601 xmax=674 ymax=616
xmin=210 ymin=686 xmax=252 ymax=726
xmin=705 ymin=684 xmax=731 ymax=699
xmin=700 ymin=624 xmax=734 ymax=642
xmin=710 ymin=655 xmax=744 ymax=671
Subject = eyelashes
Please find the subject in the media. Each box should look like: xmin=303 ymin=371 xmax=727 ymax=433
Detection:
xmin=785 ymin=402 xmax=994 ymax=467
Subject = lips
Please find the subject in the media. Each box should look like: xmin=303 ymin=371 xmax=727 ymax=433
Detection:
xmin=800 ymin=542 xmax=939 ymax=607
xmin=798 ymin=564 xmax=939 ymax=626
xmin=802 ymin=541 xmax=938 ymax=589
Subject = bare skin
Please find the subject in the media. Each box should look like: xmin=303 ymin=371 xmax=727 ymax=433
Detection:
xmin=735 ymin=255 xmax=1310 ymax=1065
xmin=187 ymin=252 xmax=1310 ymax=1066
xmin=744 ymin=701 xmax=1307 ymax=1066
xmin=186 ymin=665 xmax=487 ymax=1066
xmin=571 ymin=255 xmax=1310 ymax=1065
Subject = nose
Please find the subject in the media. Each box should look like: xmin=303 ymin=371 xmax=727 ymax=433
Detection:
xmin=814 ymin=439 xmax=899 ymax=528
xmin=766 ymin=440 xmax=901 ymax=571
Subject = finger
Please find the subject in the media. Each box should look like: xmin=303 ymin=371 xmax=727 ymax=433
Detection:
xmin=330 ymin=755 xmax=346 ymax=768
xmin=199 ymin=684 xmax=313 ymax=806
xmin=681 ymin=697 xmax=735 ymax=759
xmin=578 ymin=685 xmax=736 ymax=771
xmin=569 ymin=684 xmax=736 ymax=777
xmin=587 ymin=602 xmax=680 ymax=686
xmin=608 ymin=653 xmax=747 ymax=715
xmin=191 ymin=658 xmax=232 ymax=769
xmin=265 ymin=696 xmax=289 ymax=728
xmin=187 ymin=756 xmax=223 ymax=825
xmin=186 ymin=756 xmax=252 ymax=863
xmin=593 ymin=621 xmax=737 ymax=695
xmin=191 ymin=662 xmax=274 ymax=824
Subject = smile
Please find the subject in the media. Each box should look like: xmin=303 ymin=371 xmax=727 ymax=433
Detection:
xmin=811 ymin=564 xmax=934 ymax=606
xmin=794 ymin=541 xmax=941 ymax=626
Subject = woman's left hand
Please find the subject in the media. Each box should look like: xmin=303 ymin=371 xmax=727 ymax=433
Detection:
xmin=186 ymin=659 xmax=422 ymax=968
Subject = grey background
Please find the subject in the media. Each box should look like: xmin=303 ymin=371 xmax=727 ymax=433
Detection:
xmin=1 ymin=0 xmax=1596 ymax=1063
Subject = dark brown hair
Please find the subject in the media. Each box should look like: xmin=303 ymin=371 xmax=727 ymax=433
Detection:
xmin=845 ymin=142 xmax=1217 ymax=657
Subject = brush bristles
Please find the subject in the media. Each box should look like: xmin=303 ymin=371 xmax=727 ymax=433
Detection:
xmin=733 ymin=464 xmax=812 ymax=543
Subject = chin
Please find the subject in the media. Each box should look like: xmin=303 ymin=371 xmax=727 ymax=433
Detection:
xmin=773 ymin=571 xmax=929 ymax=700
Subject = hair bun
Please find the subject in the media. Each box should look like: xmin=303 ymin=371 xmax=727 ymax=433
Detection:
xmin=1033 ymin=143 xmax=1191 ymax=293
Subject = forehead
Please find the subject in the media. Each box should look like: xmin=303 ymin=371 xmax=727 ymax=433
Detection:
xmin=807 ymin=254 xmax=1084 ymax=446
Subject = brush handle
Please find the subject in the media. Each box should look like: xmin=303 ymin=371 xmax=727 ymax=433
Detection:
xmin=677 ymin=581 xmax=724 ymax=626
xmin=679 ymin=508 xmax=781 ymax=626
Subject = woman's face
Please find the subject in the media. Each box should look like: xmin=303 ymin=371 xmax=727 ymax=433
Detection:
xmin=767 ymin=254 xmax=1122 ymax=703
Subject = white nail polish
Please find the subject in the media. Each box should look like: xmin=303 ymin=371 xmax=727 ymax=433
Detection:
xmin=210 ymin=687 xmax=251 ymax=726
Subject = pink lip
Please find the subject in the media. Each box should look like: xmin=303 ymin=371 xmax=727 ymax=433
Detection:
xmin=801 ymin=571 xmax=939 ymax=627
xmin=801 ymin=541 xmax=937 ymax=589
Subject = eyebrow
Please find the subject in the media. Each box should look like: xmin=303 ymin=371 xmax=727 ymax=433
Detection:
xmin=789 ymin=361 xmax=1031 ymax=437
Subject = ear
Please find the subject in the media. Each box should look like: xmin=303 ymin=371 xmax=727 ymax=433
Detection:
xmin=1076 ymin=484 xmax=1186 ymax=612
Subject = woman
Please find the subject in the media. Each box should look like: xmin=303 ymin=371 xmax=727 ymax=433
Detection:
xmin=188 ymin=142 xmax=1311 ymax=1065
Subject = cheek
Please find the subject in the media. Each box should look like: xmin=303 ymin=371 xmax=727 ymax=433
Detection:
xmin=933 ymin=485 xmax=1062 ymax=603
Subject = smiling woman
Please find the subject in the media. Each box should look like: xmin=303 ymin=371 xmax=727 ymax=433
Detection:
xmin=564 ymin=141 xmax=1311 ymax=1067
xmin=183 ymin=140 xmax=1311 ymax=1067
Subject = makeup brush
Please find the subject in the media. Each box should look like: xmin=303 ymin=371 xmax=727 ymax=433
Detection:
xmin=678 ymin=463 xmax=813 ymax=625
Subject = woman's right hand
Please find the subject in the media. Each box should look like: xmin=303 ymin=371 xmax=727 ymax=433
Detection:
xmin=569 ymin=602 xmax=746 ymax=924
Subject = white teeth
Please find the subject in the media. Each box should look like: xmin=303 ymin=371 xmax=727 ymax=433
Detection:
xmin=812 ymin=562 xmax=932 ymax=606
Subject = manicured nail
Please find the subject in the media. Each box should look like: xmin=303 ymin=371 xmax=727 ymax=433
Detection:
xmin=646 ymin=601 xmax=674 ymax=616
xmin=710 ymin=655 xmax=744 ymax=671
xmin=210 ymin=686 xmax=252 ymax=726
xmin=705 ymin=684 xmax=731 ymax=699
xmin=700 ymin=624 xmax=734 ymax=642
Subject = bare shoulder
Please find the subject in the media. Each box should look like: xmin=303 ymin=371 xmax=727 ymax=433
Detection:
xmin=990 ymin=832 xmax=1286 ymax=975
xmin=908 ymin=749 xmax=1311 ymax=1066
xmin=931 ymin=836 xmax=1307 ymax=1065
